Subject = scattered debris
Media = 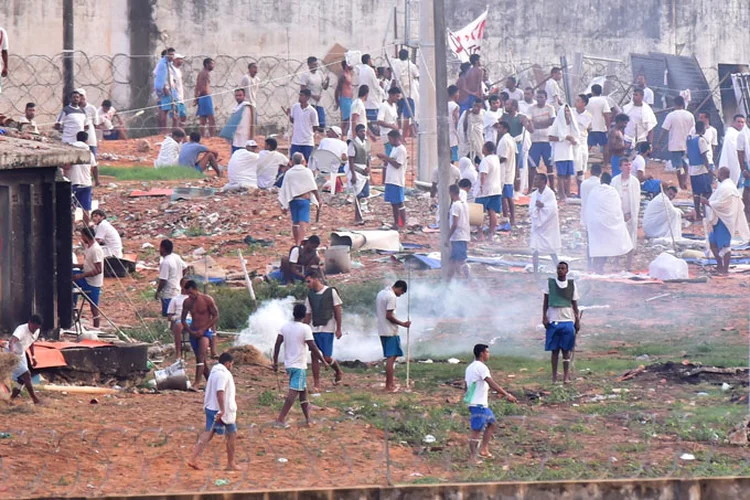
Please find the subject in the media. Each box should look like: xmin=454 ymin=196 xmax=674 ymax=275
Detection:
xmin=423 ymin=435 xmax=436 ymax=444
xmin=0 ymin=352 xmax=18 ymax=381
xmin=679 ymin=453 xmax=696 ymax=461
xmin=277 ymin=458 xmax=288 ymax=463
xmin=447 ymin=358 xmax=461 ymax=364
xmin=214 ymin=479 xmax=230 ymax=486
xmin=728 ymin=417 xmax=750 ymax=446
xmin=617 ymin=365 xmax=646 ymax=382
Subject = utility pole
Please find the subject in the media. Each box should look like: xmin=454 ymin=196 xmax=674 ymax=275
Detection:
xmin=433 ymin=0 xmax=451 ymax=276
xmin=63 ymin=0 xmax=75 ymax=104
xmin=418 ymin=0 xmax=437 ymax=183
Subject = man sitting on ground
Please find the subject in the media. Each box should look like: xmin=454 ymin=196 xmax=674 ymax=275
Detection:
xmin=223 ymin=139 xmax=260 ymax=192
xmin=92 ymin=209 xmax=123 ymax=258
xmin=267 ymin=235 xmax=322 ymax=284
xmin=256 ymin=137 xmax=289 ymax=189
xmin=98 ymin=99 xmax=128 ymax=141
xmin=178 ymin=132 xmax=221 ymax=176
xmin=154 ymin=128 xmax=185 ymax=168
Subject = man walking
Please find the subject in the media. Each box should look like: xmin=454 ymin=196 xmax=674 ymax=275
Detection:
xmin=464 ymin=343 xmax=516 ymax=461
xmin=376 ymin=130 xmax=408 ymax=230
xmin=304 ymin=270 xmax=344 ymax=392
xmin=285 ymin=89 xmax=319 ymax=162
xmin=376 ymin=280 xmax=411 ymax=392
xmin=181 ymin=280 xmax=219 ymax=389
xmin=278 ymin=152 xmax=320 ymax=246
xmin=195 ymin=58 xmax=216 ymax=137
xmin=188 ymin=352 xmax=239 ymax=471
xmin=657 ymin=95 xmax=694 ymax=190
xmin=542 ymin=262 xmax=580 ymax=384
xmin=6 ymin=315 xmax=43 ymax=405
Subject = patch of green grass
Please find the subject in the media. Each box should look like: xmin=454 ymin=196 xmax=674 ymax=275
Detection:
xmin=123 ymin=322 xmax=172 ymax=344
xmin=209 ymin=281 xmax=308 ymax=330
xmin=98 ymin=165 xmax=204 ymax=181
xmin=258 ymin=390 xmax=279 ymax=408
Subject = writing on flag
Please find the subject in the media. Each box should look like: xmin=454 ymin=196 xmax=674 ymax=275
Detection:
xmin=447 ymin=8 xmax=488 ymax=63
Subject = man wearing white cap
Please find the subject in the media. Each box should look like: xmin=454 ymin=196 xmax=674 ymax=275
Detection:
xmin=318 ymin=126 xmax=348 ymax=164
xmin=224 ymin=140 xmax=260 ymax=192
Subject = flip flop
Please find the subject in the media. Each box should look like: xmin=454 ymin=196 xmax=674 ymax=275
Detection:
xmin=478 ymin=452 xmax=494 ymax=459
xmin=272 ymin=421 xmax=290 ymax=429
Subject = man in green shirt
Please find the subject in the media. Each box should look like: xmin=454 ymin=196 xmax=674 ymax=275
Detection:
xmin=542 ymin=261 xmax=580 ymax=384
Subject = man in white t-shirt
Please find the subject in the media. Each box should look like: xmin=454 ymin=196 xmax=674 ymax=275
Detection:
xmin=239 ymin=62 xmax=260 ymax=138
xmin=376 ymin=281 xmax=411 ymax=392
xmin=694 ymin=111 xmax=718 ymax=165
xmin=448 ymin=184 xmax=470 ymax=279
xmin=350 ymin=85 xmax=370 ymax=140
xmin=303 ymin=270 xmax=344 ymax=392
xmin=376 ymin=130 xmax=408 ymax=230
xmin=73 ymin=227 xmax=104 ymax=328
xmin=542 ymin=261 xmax=580 ymax=384
xmin=188 ymin=352 xmax=240 ymax=471
xmin=357 ymin=54 xmax=384 ymax=131
xmin=391 ymin=49 xmax=419 ymax=138
xmin=64 ymin=131 xmax=97 ymax=226
xmin=154 ymin=128 xmax=185 ymax=167
xmin=78 ymin=89 xmax=100 ymax=162
xmin=376 ymin=87 xmax=401 ymax=151
xmin=631 ymin=142 xmax=651 ymax=183
xmin=55 ymin=89 xmax=88 ymax=144
xmin=573 ymin=94 xmax=593 ymax=194
xmin=544 ymin=67 xmax=565 ymax=110
xmin=155 ymin=238 xmax=188 ymax=322
xmin=586 ymin=84 xmax=611 ymax=151
xmin=502 ymin=76 xmax=524 ymax=103
xmin=256 ymin=137 xmax=288 ymax=189
xmin=6 ymin=315 xmax=43 ymax=404
xmin=92 ymin=209 xmax=123 ymax=258
xmin=317 ymin=126 xmax=348 ymax=165
xmin=623 ymin=88 xmax=657 ymax=147
xmin=476 ymin=141 xmax=503 ymax=240
xmin=229 ymin=88 xmax=252 ymax=154
xmin=166 ymin=278 xmax=189 ymax=359
xmin=224 ymin=139 xmax=260 ymax=192
xmin=273 ymin=303 xmax=328 ymax=427
xmin=657 ymin=95 xmax=694 ymax=190
xmin=284 ymin=89 xmax=319 ymax=162
xmin=464 ymin=343 xmax=517 ymax=461
xmin=300 ymin=56 xmax=329 ymax=131
xmin=483 ymin=94 xmax=503 ymax=144
xmin=635 ymin=74 xmax=655 ymax=106
xmin=497 ymin=122 xmax=517 ymax=227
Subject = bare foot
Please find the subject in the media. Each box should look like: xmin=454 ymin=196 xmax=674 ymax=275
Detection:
xmin=385 ymin=385 xmax=401 ymax=393
xmin=311 ymin=387 xmax=322 ymax=394
xmin=187 ymin=461 xmax=202 ymax=470
xmin=333 ymin=373 xmax=343 ymax=385
xmin=225 ymin=464 xmax=241 ymax=471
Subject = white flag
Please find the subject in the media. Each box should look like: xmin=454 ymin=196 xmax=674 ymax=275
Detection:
xmin=447 ymin=8 xmax=488 ymax=63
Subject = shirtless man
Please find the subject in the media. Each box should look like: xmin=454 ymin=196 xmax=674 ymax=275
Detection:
xmin=280 ymin=235 xmax=322 ymax=284
xmin=334 ymin=61 xmax=354 ymax=137
xmin=181 ymin=280 xmax=219 ymax=388
xmin=195 ymin=58 xmax=216 ymax=137
xmin=606 ymin=114 xmax=629 ymax=177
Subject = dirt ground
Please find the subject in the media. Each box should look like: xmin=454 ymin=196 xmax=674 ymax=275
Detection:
xmin=1 ymin=134 xmax=749 ymax=498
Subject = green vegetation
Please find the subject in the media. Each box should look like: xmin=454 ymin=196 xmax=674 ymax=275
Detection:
xmin=98 ymin=165 xmax=204 ymax=181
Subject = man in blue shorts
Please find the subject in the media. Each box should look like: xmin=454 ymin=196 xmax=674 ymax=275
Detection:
xmin=464 ymin=344 xmax=517 ymax=461
xmin=686 ymin=121 xmax=713 ymax=220
xmin=195 ymin=58 xmax=216 ymax=137
xmin=304 ymin=270 xmax=344 ymax=392
xmin=376 ymin=130 xmax=408 ymax=229
xmin=278 ymin=152 xmax=320 ymax=246
xmin=448 ymin=184 xmax=470 ymax=279
xmin=528 ymin=90 xmax=556 ymax=192
xmin=376 ymin=280 xmax=411 ymax=392
xmin=153 ymin=47 xmax=176 ymax=133
xmin=543 ymin=261 xmax=580 ymax=384
xmin=181 ymin=280 xmax=219 ymax=389
xmin=73 ymin=227 xmax=104 ymax=329
xmin=188 ymin=352 xmax=239 ymax=471
xmin=273 ymin=303 xmax=328 ymax=427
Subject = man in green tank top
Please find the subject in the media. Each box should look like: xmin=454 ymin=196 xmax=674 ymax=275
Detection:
xmin=542 ymin=261 xmax=580 ymax=384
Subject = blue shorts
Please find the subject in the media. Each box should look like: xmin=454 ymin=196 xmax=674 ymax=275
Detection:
xmin=161 ymin=298 xmax=172 ymax=317
xmin=158 ymin=93 xmax=178 ymax=112
xmin=289 ymin=198 xmax=311 ymax=224
xmin=175 ymin=102 xmax=187 ymax=119
xmin=89 ymin=145 xmax=97 ymax=157
xmin=450 ymin=240 xmax=468 ymax=261
xmin=451 ymin=145 xmax=459 ymax=162
xmin=314 ymin=105 xmax=326 ymax=129
xmin=365 ymin=108 xmax=378 ymax=122
xmin=476 ymin=194 xmax=502 ymax=213
xmin=313 ymin=332 xmax=334 ymax=357
xmin=459 ymin=95 xmax=476 ymax=115
xmin=75 ymin=278 xmax=101 ymax=306
xmin=668 ymin=151 xmax=686 ymax=171
xmin=611 ymin=155 xmax=622 ymax=177
xmin=587 ymin=131 xmax=608 ymax=147
xmin=690 ymin=173 xmax=712 ymax=195
xmin=545 ymin=321 xmax=576 ymax=351
xmin=339 ymin=97 xmax=353 ymax=120
xmin=72 ymin=185 xmax=93 ymax=211
xmin=502 ymin=184 xmax=514 ymax=199
xmin=197 ymin=95 xmax=214 ymax=117
xmin=556 ymin=160 xmax=575 ymax=176
xmin=384 ymin=183 xmax=405 ymax=204
xmin=189 ymin=328 xmax=214 ymax=354
xmin=380 ymin=336 xmax=403 ymax=358
xmin=289 ymin=144 xmax=314 ymax=161
xmin=205 ymin=408 xmax=237 ymax=435
xmin=358 ymin=179 xmax=370 ymax=199
xmin=469 ymin=406 xmax=496 ymax=432
xmin=529 ymin=142 xmax=553 ymax=169
xmin=709 ymin=219 xmax=731 ymax=250
xmin=398 ymin=98 xmax=415 ymax=119
xmin=287 ymin=367 xmax=307 ymax=391
xmin=102 ymin=129 xmax=120 ymax=141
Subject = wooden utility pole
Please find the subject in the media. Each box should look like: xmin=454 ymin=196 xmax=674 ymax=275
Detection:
xmin=63 ymin=0 xmax=75 ymax=104
xmin=433 ymin=0 xmax=452 ymax=276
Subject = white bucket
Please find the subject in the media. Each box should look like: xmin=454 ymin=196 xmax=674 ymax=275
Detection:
xmin=325 ymin=245 xmax=352 ymax=274
xmin=154 ymin=359 xmax=190 ymax=391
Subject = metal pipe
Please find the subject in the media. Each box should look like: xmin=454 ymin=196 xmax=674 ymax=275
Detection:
xmin=63 ymin=0 xmax=75 ymax=103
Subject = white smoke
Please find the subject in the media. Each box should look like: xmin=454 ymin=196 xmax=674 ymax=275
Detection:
xmin=235 ymin=277 xmax=542 ymax=362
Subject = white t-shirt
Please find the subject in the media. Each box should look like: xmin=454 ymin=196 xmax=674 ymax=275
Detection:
xmin=430 ymin=163 xmax=461 ymax=186
xmin=158 ymin=253 xmax=187 ymax=299
xmin=643 ymin=87 xmax=654 ymax=105
xmin=392 ymin=59 xmax=419 ymax=98
xmin=544 ymin=79 xmax=563 ymax=108
xmin=574 ymin=109 xmax=592 ymax=139
xmin=304 ymin=286 xmax=343 ymax=333
xmin=154 ymin=136 xmax=181 ymax=167
xmin=231 ymin=102 xmax=252 ymax=147
xmin=98 ymin=107 xmax=116 ymax=130
xmin=464 ymin=360 xmax=491 ymax=407
xmin=290 ymin=102 xmax=319 ymax=146
xmin=587 ymin=96 xmax=611 ymax=133
xmin=377 ymin=101 xmax=398 ymax=139
xmin=688 ymin=135 xmax=711 ymax=176
xmin=545 ymin=278 xmax=580 ymax=322
xmin=376 ymin=287 xmax=399 ymax=336
xmin=56 ymin=105 xmax=88 ymax=144
xmin=83 ymin=242 xmax=104 ymax=287
xmin=166 ymin=294 xmax=188 ymax=320
xmin=497 ymin=133 xmax=517 ymax=186
xmin=83 ymin=103 xmax=100 ymax=147
xmin=530 ymin=104 xmax=556 ymax=142
xmin=204 ymin=363 xmax=237 ymax=424
xmin=280 ymin=321 xmax=314 ymax=369
xmin=448 ymin=100 xmax=460 ymax=147
xmin=631 ymin=154 xmax=646 ymax=177
xmin=385 ymin=144 xmax=407 ymax=187
xmin=11 ymin=323 xmax=39 ymax=356
xmin=483 ymin=108 xmax=503 ymax=144
xmin=478 ymin=154 xmax=502 ymax=197
xmin=300 ymin=71 xmax=324 ymax=105
xmin=318 ymin=137 xmax=348 ymax=161
xmin=239 ymin=74 xmax=261 ymax=107
xmin=68 ymin=141 xmax=95 ymax=187
xmin=350 ymin=98 xmax=368 ymax=132
xmin=257 ymin=150 xmax=288 ymax=189
xmin=503 ymin=88 xmax=524 ymax=102
xmin=661 ymin=109 xmax=695 ymax=152
xmin=450 ymin=199 xmax=470 ymax=242
xmin=95 ymin=219 xmax=123 ymax=258
xmin=552 ymin=133 xmax=576 ymax=162
xmin=518 ymin=100 xmax=535 ymax=117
